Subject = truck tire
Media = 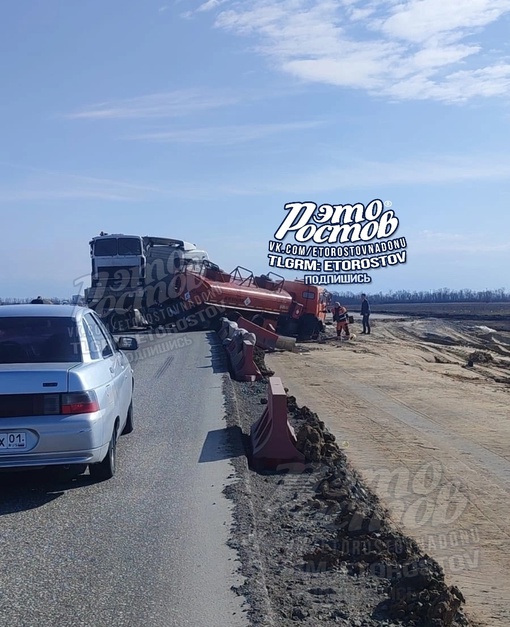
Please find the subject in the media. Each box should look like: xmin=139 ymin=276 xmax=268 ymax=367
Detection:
xmin=106 ymin=313 xmax=122 ymax=333
xmin=297 ymin=313 xmax=321 ymax=341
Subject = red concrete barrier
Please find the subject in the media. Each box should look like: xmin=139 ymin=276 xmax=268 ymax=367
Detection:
xmin=237 ymin=316 xmax=296 ymax=352
xmin=250 ymin=377 xmax=305 ymax=471
xmin=237 ymin=316 xmax=279 ymax=350
xmin=225 ymin=329 xmax=262 ymax=382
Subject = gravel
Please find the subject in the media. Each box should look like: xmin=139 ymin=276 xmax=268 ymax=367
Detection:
xmin=222 ymin=350 xmax=472 ymax=627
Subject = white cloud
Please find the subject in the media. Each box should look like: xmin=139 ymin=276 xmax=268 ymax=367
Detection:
xmin=66 ymin=89 xmax=243 ymax=120
xmin=378 ymin=0 xmax=510 ymax=44
xmin=189 ymin=0 xmax=510 ymax=103
xmin=196 ymin=0 xmax=229 ymax=12
xmin=123 ymin=120 xmax=324 ymax=144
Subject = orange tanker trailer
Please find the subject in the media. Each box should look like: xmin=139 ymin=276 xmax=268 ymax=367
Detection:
xmin=175 ymin=262 xmax=330 ymax=340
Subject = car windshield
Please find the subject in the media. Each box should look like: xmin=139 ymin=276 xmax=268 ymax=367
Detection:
xmin=0 ymin=317 xmax=82 ymax=364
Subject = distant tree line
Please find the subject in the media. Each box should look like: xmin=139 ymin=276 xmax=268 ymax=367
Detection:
xmin=2 ymin=288 xmax=509 ymax=308
xmin=330 ymin=288 xmax=510 ymax=305
xmin=0 ymin=296 xmax=84 ymax=305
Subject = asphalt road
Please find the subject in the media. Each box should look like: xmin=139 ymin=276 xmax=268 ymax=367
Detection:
xmin=0 ymin=330 xmax=247 ymax=627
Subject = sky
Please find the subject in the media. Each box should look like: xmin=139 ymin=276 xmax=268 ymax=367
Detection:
xmin=1 ymin=0 xmax=510 ymax=299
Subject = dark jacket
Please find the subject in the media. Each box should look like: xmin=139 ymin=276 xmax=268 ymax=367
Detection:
xmin=361 ymin=300 xmax=370 ymax=315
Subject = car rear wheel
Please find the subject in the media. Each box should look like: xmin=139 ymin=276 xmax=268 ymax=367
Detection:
xmin=121 ymin=401 xmax=134 ymax=435
xmin=89 ymin=428 xmax=117 ymax=481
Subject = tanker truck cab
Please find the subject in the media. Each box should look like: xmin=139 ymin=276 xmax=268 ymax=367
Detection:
xmin=278 ymin=280 xmax=331 ymax=340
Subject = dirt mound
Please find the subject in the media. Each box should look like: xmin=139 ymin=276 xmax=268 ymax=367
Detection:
xmin=287 ymin=397 xmax=469 ymax=627
xmin=253 ymin=346 xmax=275 ymax=377
xmin=467 ymin=350 xmax=493 ymax=364
xmin=386 ymin=558 xmax=466 ymax=626
xmin=287 ymin=398 xmax=342 ymax=462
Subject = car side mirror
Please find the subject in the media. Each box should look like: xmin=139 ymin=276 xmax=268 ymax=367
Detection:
xmin=117 ymin=337 xmax=138 ymax=351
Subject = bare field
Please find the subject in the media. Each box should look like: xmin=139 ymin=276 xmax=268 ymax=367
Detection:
xmin=368 ymin=302 xmax=510 ymax=330
xmin=267 ymin=315 xmax=510 ymax=627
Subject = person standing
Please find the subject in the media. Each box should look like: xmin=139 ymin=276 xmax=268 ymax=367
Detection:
xmin=333 ymin=302 xmax=350 ymax=339
xmin=360 ymin=293 xmax=371 ymax=334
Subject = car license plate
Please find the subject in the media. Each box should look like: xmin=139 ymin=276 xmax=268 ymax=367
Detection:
xmin=0 ymin=432 xmax=27 ymax=450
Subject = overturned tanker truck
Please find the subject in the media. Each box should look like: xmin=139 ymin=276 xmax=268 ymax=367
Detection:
xmin=85 ymin=232 xmax=331 ymax=340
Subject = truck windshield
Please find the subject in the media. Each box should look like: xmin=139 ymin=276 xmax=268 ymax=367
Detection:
xmin=118 ymin=238 xmax=142 ymax=255
xmin=93 ymin=238 xmax=142 ymax=256
xmin=94 ymin=239 xmax=118 ymax=256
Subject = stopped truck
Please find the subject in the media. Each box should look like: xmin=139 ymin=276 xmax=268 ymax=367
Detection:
xmin=85 ymin=232 xmax=331 ymax=339
xmin=85 ymin=233 xmax=208 ymax=329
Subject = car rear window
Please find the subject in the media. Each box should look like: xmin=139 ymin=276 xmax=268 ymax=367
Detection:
xmin=0 ymin=317 xmax=82 ymax=364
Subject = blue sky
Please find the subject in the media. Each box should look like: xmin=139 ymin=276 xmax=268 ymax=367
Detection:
xmin=1 ymin=0 xmax=510 ymax=298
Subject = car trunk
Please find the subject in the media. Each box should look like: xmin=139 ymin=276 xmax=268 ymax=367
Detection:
xmin=0 ymin=363 xmax=78 ymax=394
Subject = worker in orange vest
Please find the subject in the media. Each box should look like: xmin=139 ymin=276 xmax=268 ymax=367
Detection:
xmin=332 ymin=302 xmax=350 ymax=339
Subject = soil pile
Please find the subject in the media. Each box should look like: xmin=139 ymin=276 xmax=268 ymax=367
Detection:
xmin=467 ymin=351 xmax=493 ymax=364
xmin=224 ymin=368 xmax=470 ymax=626
xmin=253 ymin=346 xmax=275 ymax=378
xmin=287 ymin=396 xmax=469 ymax=627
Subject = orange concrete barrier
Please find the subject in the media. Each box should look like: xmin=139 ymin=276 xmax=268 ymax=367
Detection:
xmin=250 ymin=377 xmax=305 ymax=471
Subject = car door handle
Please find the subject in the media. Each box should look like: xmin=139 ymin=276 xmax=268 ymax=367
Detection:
xmin=109 ymin=366 xmax=115 ymax=374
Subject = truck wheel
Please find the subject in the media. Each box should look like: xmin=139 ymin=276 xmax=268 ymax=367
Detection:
xmin=297 ymin=314 xmax=320 ymax=341
xmin=105 ymin=313 xmax=121 ymax=333
xmin=110 ymin=312 xmax=133 ymax=333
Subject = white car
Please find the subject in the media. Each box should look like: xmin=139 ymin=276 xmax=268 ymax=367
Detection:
xmin=0 ymin=305 xmax=138 ymax=481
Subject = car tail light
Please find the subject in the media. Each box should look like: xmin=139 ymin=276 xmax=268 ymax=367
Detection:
xmin=0 ymin=392 xmax=100 ymax=418
xmin=61 ymin=391 xmax=100 ymax=415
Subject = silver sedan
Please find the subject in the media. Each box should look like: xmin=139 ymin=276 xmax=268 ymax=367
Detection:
xmin=0 ymin=304 xmax=138 ymax=480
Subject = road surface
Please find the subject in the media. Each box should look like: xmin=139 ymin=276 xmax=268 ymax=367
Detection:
xmin=0 ymin=330 xmax=247 ymax=627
